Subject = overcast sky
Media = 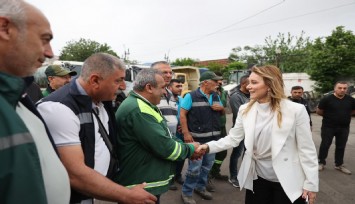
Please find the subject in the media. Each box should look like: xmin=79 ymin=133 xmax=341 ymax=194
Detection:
xmin=27 ymin=0 xmax=355 ymax=63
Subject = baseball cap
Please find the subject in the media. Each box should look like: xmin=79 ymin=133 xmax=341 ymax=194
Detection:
xmin=199 ymin=71 xmax=223 ymax=82
xmin=45 ymin=65 xmax=77 ymax=77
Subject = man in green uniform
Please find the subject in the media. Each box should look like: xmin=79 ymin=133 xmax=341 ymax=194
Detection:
xmin=115 ymin=69 xmax=200 ymax=203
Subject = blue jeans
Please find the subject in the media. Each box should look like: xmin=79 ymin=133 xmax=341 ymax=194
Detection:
xmin=182 ymin=153 xmax=216 ymax=196
xmin=229 ymin=139 xmax=244 ymax=179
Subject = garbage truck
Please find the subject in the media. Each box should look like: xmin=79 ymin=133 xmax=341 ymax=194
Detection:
xmin=172 ymin=66 xmax=209 ymax=96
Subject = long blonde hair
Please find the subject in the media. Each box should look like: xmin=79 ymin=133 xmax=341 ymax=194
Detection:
xmin=243 ymin=65 xmax=286 ymax=127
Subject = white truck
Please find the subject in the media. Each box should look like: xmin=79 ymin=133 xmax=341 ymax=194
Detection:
xmin=124 ymin=64 xmax=150 ymax=95
xmin=222 ymin=69 xmax=250 ymax=96
xmin=282 ymin=73 xmax=315 ymax=97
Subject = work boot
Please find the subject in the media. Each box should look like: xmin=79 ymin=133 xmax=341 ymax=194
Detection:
xmin=181 ymin=193 xmax=196 ymax=204
xmin=206 ymin=177 xmax=215 ymax=192
xmin=194 ymin=188 xmax=213 ymax=200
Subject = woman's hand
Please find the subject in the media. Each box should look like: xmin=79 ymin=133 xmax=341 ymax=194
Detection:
xmin=196 ymin=144 xmax=209 ymax=153
xmin=302 ymin=190 xmax=316 ymax=204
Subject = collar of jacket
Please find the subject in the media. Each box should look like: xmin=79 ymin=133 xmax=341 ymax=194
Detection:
xmin=130 ymin=90 xmax=161 ymax=113
xmin=45 ymin=84 xmax=56 ymax=94
xmin=68 ymin=79 xmax=94 ymax=108
xmin=0 ymin=71 xmax=26 ymax=108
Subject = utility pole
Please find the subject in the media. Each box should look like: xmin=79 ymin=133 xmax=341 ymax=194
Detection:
xmin=123 ymin=48 xmax=130 ymax=63
xmin=275 ymin=48 xmax=281 ymax=70
xmin=164 ymin=53 xmax=170 ymax=63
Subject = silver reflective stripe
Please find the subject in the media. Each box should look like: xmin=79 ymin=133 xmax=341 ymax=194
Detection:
xmin=190 ymin=131 xmax=221 ymax=137
xmin=0 ymin=132 xmax=34 ymax=150
xmin=167 ymin=142 xmax=182 ymax=161
xmin=191 ymin=102 xmax=209 ymax=107
xmin=126 ymin=175 xmax=174 ymax=189
xmin=77 ymin=112 xmax=92 ymax=124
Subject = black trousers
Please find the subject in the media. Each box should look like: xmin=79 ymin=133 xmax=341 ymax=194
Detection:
xmin=245 ymin=177 xmax=306 ymax=204
xmin=318 ymin=126 xmax=350 ymax=166
xmin=155 ymin=194 xmax=160 ymax=204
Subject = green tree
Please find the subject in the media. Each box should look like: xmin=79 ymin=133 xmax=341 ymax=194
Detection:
xmin=228 ymin=45 xmax=266 ymax=65
xmin=229 ymin=31 xmax=312 ymax=73
xmin=264 ymin=31 xmax=312 ymax=72
xmin=59 ymin=38 xmax=119 ymax=61
xmin=204 ymin=62 xmax=225 ymax=75
xmin=224 ymin=61 xmax=246 ymax=79
xmin=171 ymin=57 xmax=197 ymax=66
xmin=308 ymin=26 xmax=355 ymax=93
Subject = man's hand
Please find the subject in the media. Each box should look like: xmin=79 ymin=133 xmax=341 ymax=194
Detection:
xmin=302 ymin=190 xmax=316 ymax=204
xmin=189 ymin=142 xmax=205 ymax=160
xmin=211 ymin=104 xmax=224 ymax=112
xmin=184 ymin=132 xmax=194 ymax=143
xmin=177 ymin=125 xmax=182 ymax=134
xmin=125 ymin=183 xmax=157 ymax=204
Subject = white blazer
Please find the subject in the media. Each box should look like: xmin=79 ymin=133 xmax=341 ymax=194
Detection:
xmin=207 ymin=99 xmax=319 ymax=202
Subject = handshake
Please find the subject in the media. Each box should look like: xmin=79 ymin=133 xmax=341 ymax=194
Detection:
xmin=188 ymin=143 xmax=209 ymax=160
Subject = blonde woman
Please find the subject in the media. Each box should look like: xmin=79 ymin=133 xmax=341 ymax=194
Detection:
xmin=197 ymin=65 xmax=318 ymax=204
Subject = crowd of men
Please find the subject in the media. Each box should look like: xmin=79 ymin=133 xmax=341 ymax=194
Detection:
xmin=1 ymin=1 xmax=355 ymax=204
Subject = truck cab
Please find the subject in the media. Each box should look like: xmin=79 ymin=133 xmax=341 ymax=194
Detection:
xmin=172 ymin=66 xmax=207 ymax=96
xmin=223 ymin=69 xmax=250 ymax=96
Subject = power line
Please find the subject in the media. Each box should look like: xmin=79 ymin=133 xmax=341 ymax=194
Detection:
xmin=178 ymin=0 xmax=286 ymax=46
xmin=124 ymin=1 xmax=354 ymax=48
xmin=129 ymin=1 xmax=355 ymax=61
xmin=221 ymin=1 xmax=355 ymax=34
xmin=166 ymin=1 xmax=355 ymax=60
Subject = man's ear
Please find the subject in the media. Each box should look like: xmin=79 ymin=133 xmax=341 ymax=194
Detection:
xmin=89 ymin=74 xmax=101 ymax=87
xmin=145 ymin=83 xmax=153 ymax=93
xmin=0 ymin=17 xmax=12 ymax=40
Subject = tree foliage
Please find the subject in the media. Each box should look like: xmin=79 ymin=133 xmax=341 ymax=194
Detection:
xmin=204 ymin=62 xmax=225 ymax=75
xmin=227 ymin=28 xmax=355 ymax=93
xmin=228 ymin=32 xmax=312 ymax=73
xmin=59 ymin=38 xmax=119 ymax=61
xmin=308 ymin=26 xmax=355 ymax=93
xmin=264 ymin=32 xmax=312 ymax=72
xmin=223 ymin=61 xmax=247 ymax=79
xmin=228 ymin=45 xmax=265 ymax=65
xmin=171 ymin=57 xmax=197 ymax=66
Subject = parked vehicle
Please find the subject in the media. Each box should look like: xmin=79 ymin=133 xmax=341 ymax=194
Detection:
xmin=172 ymin=66 xmax=207 ymax=96
xmin=124 ymin=64 xmax=150 ymax=95
xmin=33 ymin=60 xmax=83 ymax=88
xmin=223 ymin=69 xmax=250 ymax=96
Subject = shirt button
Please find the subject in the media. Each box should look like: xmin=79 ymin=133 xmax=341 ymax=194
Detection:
xmin=284 ymin=158 xmax=288 ymax=161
